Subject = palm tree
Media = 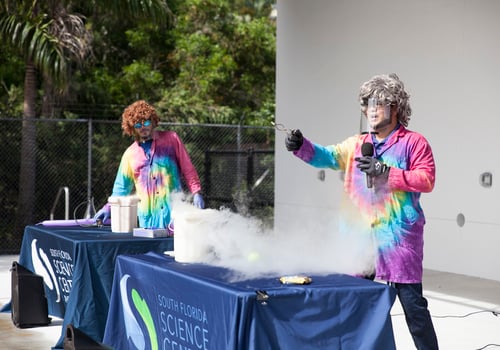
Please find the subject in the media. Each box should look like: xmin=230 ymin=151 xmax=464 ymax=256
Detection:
xmin=0 ymin=0 xmax=172 ymax=236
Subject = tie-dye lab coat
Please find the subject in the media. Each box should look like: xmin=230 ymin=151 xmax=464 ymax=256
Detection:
xmin=293 ymin=126 xmax=435 ymax=283
xmin=111 ymin=130 xmax=202 ymax=229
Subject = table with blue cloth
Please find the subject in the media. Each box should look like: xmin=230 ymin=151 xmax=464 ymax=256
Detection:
xmin=103 ymin=252 xmax=397 ymax=350
xmin=1 ymin=224 xmax=173 ymax=349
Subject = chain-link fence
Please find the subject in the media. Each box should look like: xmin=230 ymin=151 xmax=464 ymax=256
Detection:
xmin=1 ymin=117 xmax=275 ymax=254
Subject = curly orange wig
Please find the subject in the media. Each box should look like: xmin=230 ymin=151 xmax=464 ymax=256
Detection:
xmin=121 ymin=100 xmax=160 ymax=136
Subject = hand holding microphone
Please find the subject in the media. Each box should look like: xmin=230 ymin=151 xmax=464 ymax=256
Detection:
xmin=355 ymin=143 xmax=389 ymax=187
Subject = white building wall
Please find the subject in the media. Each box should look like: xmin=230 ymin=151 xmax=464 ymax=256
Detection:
xmin=275 ymin=0 xmax=500 ymax=281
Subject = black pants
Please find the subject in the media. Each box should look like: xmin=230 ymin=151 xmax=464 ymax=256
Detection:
xmin=390 ymin=282 xmax=439 ymax=350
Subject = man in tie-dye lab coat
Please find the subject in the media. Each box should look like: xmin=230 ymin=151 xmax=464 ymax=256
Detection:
xmin=285 ymin=74 xmax=438 ymax=350
xmin=95 ymin=100 xmax=204 ymax=230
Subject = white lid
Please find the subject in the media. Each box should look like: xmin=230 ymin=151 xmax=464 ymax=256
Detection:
xmin=108 ymin=195 xmax=140 ymax=205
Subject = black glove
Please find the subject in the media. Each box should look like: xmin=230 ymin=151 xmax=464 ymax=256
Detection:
xmin=285 ymin=129 xmax=303 ymax=151
xmin=355 ymin=156 xmax=389 ymax=177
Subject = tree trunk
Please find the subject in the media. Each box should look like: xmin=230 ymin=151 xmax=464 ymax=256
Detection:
xmin=15 ymin=60 xmax=38 ymax=236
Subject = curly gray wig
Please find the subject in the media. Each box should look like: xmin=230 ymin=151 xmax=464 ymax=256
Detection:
xmin=359 ymin=73 xmax=411 ymax=127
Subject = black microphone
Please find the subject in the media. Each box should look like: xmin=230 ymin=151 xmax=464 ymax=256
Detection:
xmin=361 ymin=142 xmax=374 ymax=188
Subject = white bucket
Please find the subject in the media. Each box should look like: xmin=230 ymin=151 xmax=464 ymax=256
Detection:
xmin=108 ymin=195 xmax=140 ymax=233
xmin=172 ymin=208 xmax=211 ymax=263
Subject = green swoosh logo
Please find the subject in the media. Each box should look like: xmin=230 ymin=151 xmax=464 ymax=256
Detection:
xmin=131 ymin=288 xmax=158 ymax=350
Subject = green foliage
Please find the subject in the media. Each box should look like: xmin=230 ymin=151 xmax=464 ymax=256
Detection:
xmin=123 ymin=61 xmax=164 ymax=99
xmin=0 ymin=45 xmax=24 ymax=106
xmin=0 ymin=0 xmax=276 ymax=124
xmin=156 ymin=0 xmax=276 ymax=125
xmin=0 ymin=85 xmax=24 ymax=117
xmin=0 ymin=14 xmax=67 ymax=87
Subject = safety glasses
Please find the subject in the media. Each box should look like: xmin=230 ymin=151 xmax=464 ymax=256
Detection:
xmin=134 ymin=120 xmax=152 ymax=129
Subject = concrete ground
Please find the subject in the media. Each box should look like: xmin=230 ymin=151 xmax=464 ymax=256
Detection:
xmin=1 ymin=254 xmax=499 ymax=349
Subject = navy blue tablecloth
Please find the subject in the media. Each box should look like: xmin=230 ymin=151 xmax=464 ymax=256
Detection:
xmin=2 ymin=225 xmax=173 ymax=349
xmin=103 ymin=252 xmax=396 ymax=350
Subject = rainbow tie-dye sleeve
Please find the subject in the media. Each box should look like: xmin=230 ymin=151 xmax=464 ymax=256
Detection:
xmin=292 ymin=127 xmax=435 ymax=284
xmin=111 ymin=130 xmax=202 ymax=229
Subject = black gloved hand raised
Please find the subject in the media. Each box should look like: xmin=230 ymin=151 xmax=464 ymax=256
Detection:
xmin=355 ymin=156 xmax=389 ymax=177
xmin=285 ymin=129 xmax=303 ymax=151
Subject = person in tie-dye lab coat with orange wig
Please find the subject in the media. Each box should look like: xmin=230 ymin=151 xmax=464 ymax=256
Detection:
xmin=285 ymin=74 xmax=438 ymax=350
xmin=95 ymin=100 xmax=204 ymax=230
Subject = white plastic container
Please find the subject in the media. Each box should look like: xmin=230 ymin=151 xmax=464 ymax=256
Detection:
xmin=108 ymin=195 xmax=140 ymax=233
xmin=172 ymin=207 xmax=212 ymax=263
